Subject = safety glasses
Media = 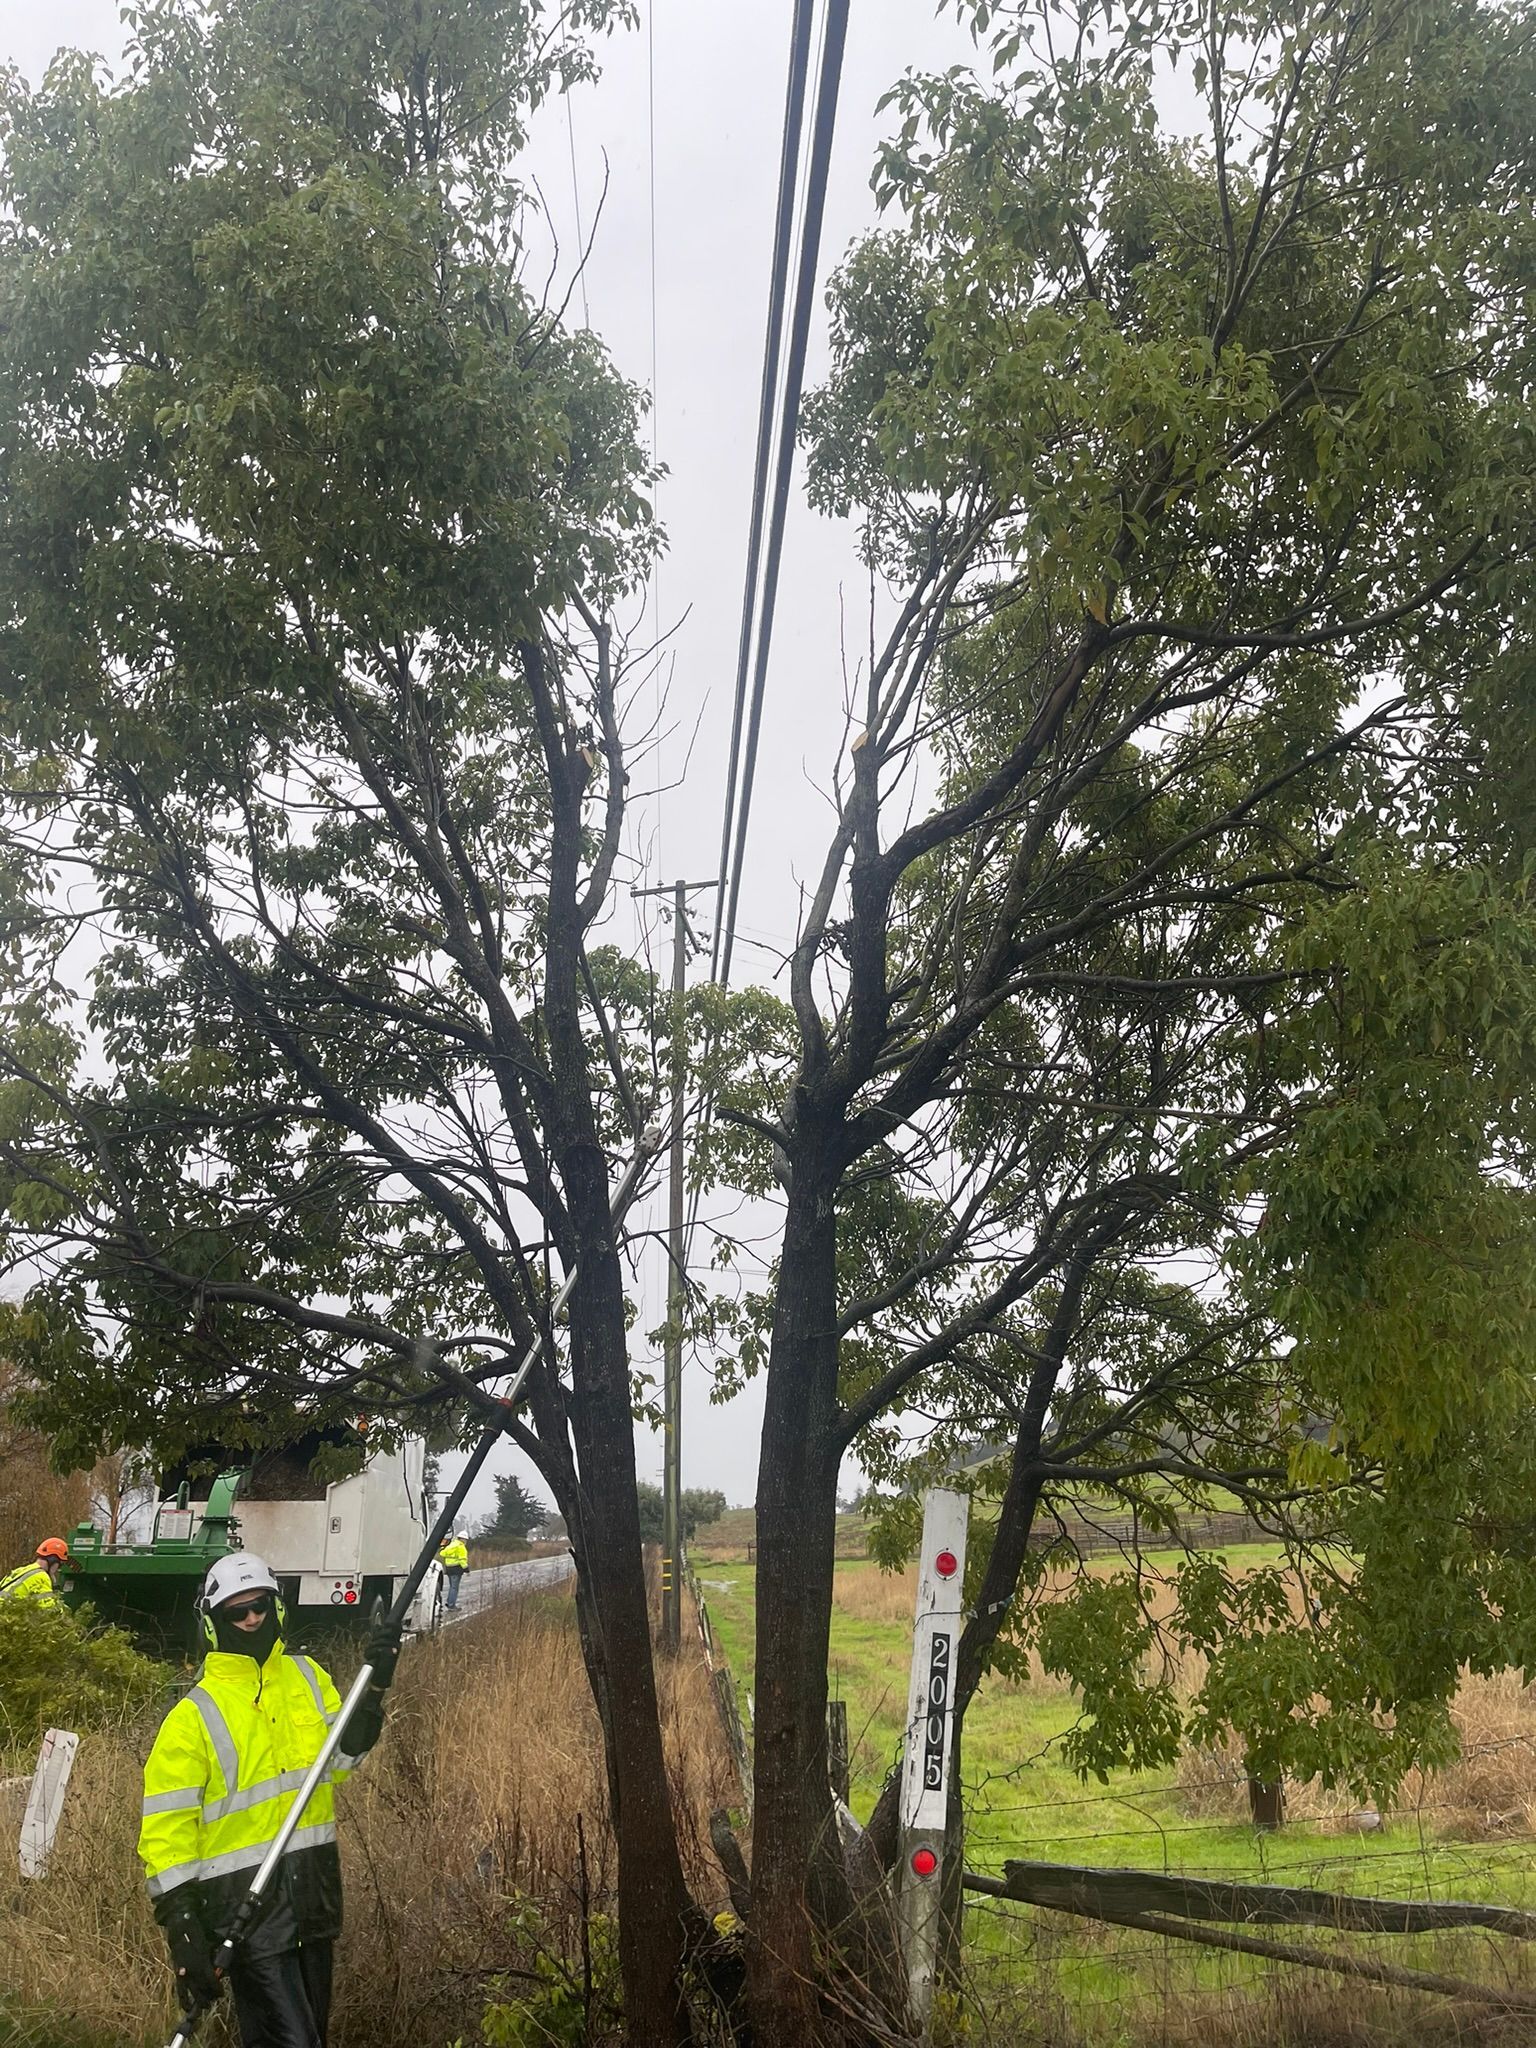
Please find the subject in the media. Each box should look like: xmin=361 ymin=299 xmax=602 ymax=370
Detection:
xmin=221 ymin=1594 xmax=273 ymax=1624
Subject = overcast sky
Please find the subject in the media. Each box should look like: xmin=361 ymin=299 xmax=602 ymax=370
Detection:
xmin=4 ymin=2 xmax=989 ymax=1520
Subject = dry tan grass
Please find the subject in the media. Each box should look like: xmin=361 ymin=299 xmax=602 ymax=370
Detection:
xmin=0 ymin=1366 xmax=89 ymax=1572
xmin=1178 ymin=1669 xmax=1536 ymax=1839
xmin=0 ymin=1720 xmax=185 ymax=2046
xmin=0 ymin=1577 xmax=739 ymax=2047
xmin=831 ymin=1562 xmax=920 ymax=1626
xmin=464 ymin=1538 xmax=567 ymax=1570
xmin=826 ymin=1548 xmax=1296 ymax=1632
xmin=1129 ymin=1977 xmax=1536 ymax=2048
xmin=1415 ymin=1671 xmax=1536 ymax=1839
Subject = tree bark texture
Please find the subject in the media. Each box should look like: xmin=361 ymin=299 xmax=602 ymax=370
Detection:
xmin=747 ymin=1156 xmax=850 ymax=2046
xmin=526 ymin=635 xmax=696 ymax=2043
xmin=560 ymin=1139 xmax=695 ymax=2047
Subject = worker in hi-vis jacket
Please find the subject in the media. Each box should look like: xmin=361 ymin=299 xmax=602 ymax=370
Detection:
xmin=0 ymin=1536 xmax=69 ymax=1604
xmin=437 ymin=1529 xmax=469 ymax=1610
xmin=139 ymin=1551 xmax=402 ymax=2048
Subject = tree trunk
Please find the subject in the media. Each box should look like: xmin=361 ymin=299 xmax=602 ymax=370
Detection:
xmin=529 ymin=674 xmax=695 ymax=2043
xmin=561 ymin=1136 xmax=694 ymax=2047
xmin=747 ymin=1156 xmax=847 ymax=2046
xmin=937 ymin=1721 xmax=967 ymax=1988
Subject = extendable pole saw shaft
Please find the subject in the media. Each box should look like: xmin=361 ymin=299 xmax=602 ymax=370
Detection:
xmin=166 ymin=1134 xmax=659 ymax=2048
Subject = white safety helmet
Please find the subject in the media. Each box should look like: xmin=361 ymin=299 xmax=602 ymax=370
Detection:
xmin=203 ymin=1551 xmax=280 ymax=1609
xmin=454 ymin=1530 xmax=468 ymax=1543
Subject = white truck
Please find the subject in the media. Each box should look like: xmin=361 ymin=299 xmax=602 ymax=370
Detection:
xmin=232 ymin=1438 xmax=443 ymax=1633
xmin=67 ymin=1435 xmax=446 ymax=1650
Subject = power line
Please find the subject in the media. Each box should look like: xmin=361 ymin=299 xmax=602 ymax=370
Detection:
xmin=711 ymin=0 xmax=817 ymax=982
xmin=679 ymin=0 xmax=821 ymax=1263
xmin=717 ymin=0 xmax=851 ymax=989
xmin=677 ymin=1 xmax=849 ymax=1286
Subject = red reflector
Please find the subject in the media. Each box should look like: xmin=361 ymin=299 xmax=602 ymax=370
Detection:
xmin=911 ymin=1848 xmax=938 ymax=1877
xmin=343 ymin=1590 xmax=357 ymax=1603
xmin=935 ymin=1550 xmax=958 ymax=1579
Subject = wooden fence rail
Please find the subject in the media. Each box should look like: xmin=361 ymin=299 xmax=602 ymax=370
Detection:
xmin=969 ymin=1859 xmax=1536 ymax=1938
xmin=963 ymin=1860 xmax=1536 ymax=2013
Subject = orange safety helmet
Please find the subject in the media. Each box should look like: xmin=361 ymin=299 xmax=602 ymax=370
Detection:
xmin=35 ymin=1538 xmax=70 ymax=1563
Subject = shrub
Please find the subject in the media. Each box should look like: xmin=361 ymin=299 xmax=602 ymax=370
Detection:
xmin=477 ymin=1905 xmax=622 ymax=2048
xmin=0 ymin=1599 xmax=170 ymax=1751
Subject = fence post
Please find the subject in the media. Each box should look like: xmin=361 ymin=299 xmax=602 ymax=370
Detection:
xmin=896 ymin=1488 xmax=970 ymax=2039
xmin=827 ymin=1698 xmax=850 ymax=1806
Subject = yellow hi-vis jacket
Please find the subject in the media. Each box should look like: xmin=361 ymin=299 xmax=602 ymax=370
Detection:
xmin=139 ymin=1641 xmax=362 ymax=1957
xmin=0 ymin=1563 xmax=57 ymax=1605
xmin=439 ymin=1538 xmax=468 ymax=1570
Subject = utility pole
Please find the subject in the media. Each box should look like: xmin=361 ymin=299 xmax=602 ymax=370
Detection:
xmin=632 ymin=876 xmax=714 ymax=1653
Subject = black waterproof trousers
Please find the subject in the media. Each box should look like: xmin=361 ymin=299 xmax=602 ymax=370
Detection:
xmin=228 ymin=1940 xmax=333 ymax=2048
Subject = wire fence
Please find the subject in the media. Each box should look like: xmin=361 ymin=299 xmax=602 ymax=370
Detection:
xmin=685 ymin=1543 xmax=1536 ymax=2038
xmin=949 ymin=1726 xmax=1536 ymax=2041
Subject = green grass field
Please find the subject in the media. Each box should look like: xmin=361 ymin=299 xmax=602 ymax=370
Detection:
xmin=692 ymin=1552 xmax=1536 ymax=2041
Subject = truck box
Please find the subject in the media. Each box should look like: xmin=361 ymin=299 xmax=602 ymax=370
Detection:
xmin=236 ymin=1440 xmax=437 ymax=1619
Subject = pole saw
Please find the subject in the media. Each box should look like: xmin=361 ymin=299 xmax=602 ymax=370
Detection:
xmin=165 ymin=1130 xmax=660 ymax=2048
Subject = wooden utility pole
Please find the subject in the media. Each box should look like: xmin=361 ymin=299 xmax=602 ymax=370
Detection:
xmin=632 ymin=876 xmax=713 ymax=1653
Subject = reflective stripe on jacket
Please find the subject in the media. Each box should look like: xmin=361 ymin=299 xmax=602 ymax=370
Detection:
xmin=0 ymin=1563 xmax=56 ymax=1605
xmin=439 ymin=1540 xmax=469 ymax=1571
xmin=139 ymin=1642 xmax=361 ymax=1957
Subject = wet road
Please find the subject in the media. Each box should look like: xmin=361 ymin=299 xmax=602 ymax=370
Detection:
xmin=440 ymin=1551 xmax=574 ymax=1625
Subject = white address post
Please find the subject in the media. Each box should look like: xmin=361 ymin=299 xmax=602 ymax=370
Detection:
xmin=896 ymin=1487 xmax=970 ymax=2035
xmin=20 ymin=1727 xmax=79 ymax=1880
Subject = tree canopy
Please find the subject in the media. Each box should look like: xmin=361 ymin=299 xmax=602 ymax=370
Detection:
xmin=634 ymin=1482 xmax=727 ymax=1545
xmin=722 ymin=0 xmax=1536 ymax=2023
xmin=0 ymin=2 xmax=699 ymax=2035
xmin=2 ymin=0 xmax=1536 ymax=2041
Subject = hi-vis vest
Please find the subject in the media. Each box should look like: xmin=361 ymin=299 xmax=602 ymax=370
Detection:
xmin=439 ymin=1539 xmax=469 ymax=1571
xmin=139 ymin=1642 xmax=361 ymax=1955
xmin=0 ymin=1563 xmax=56 ymax=1605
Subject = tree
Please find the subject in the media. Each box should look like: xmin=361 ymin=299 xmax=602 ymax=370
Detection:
xmin=685 ymin=1489 xmax=727 ymax=1539
xmin=0 ymin=3 xmax=710 ymax=2038
xmin=0 ymin=1364 xmax=89 ymax=1565
xmin=701 ymin=0 xmax=1536 ymax=2034
xmin=482 ymin=1473 xmax=546 ymax=1546
xmin=635 ymin=1483 xmax=726 ymax=1545
xmin=89 ymin=1447 xmax=157 ymax=1545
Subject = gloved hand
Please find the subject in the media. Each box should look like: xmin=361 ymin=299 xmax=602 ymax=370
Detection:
xmin=163 ymin=1901 xmax=221 ymax=2013
xmin=363 ymin=1615 xmax=404 ymax=1690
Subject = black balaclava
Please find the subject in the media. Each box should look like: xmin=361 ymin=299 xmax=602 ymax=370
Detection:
xmin=211 ymin=1596 xmax=282 ymax=1667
